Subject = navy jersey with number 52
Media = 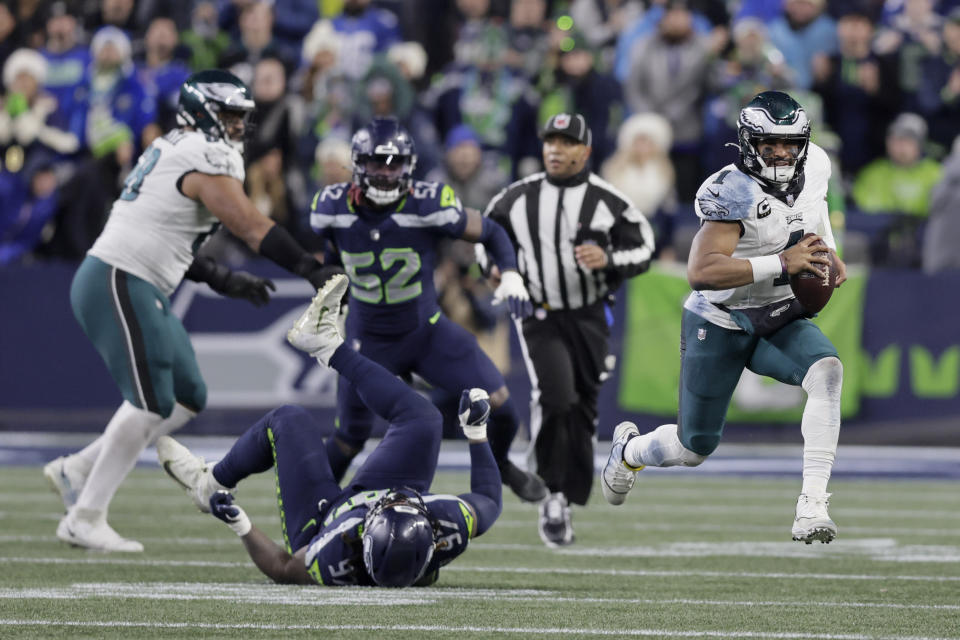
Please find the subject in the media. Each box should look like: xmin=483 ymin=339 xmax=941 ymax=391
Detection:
xmin=309 ymin=181 xmax=467 ymax=335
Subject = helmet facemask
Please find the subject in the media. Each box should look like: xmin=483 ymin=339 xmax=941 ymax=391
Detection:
xmin=737 ymin=94 xmax=811 ymax=190
xmin=213 ymin=106 xmax=255 ymax=153
xmin=740 ymin=130 xmax=809 ymax=186
xmin=353 ymin=151 xmax=416 ymax=206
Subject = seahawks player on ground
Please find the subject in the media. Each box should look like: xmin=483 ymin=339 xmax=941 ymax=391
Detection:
xmin=158 ymin=276 xmax=502 ymax=587
xmin=44 ymin=70 xmax=341 ymax=552
xmin=601 ymin=91 xmax=848 ymax=544
xmin=308 ymin=117 xmax=547 ymax=503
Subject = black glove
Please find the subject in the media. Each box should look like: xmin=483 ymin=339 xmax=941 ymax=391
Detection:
xmin=185 ymin=256 xmax=275 ymax=307
xmin=295 ymin=256 xmax=346 ymax=291
xmin=214 ymin=270 xmax=275 ymax=307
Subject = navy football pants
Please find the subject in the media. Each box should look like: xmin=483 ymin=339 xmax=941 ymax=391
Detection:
xmin=213 ymin=345 xmax=442 ymax=552
xmin=334 ymin=314 xmax=504 ymax=450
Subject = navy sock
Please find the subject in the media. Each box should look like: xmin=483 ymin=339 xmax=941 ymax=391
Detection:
xmin=213 ymin=412 xmax=277 ymax=488
xmin=487 ymin=396 xmax=520 ymax=464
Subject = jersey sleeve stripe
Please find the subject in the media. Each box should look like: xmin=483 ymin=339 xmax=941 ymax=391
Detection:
xmin=391 ymin=208 xmax=462 ymax=228
xmin=309 ymin=212 xmax=359 ymax=229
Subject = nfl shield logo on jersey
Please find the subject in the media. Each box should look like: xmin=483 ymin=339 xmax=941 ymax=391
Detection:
xmin=698 ymin=328 xmax=707 ymax=341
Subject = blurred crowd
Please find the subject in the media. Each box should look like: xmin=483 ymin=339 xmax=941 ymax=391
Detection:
xmin=2 ymin=0 xmax=960 ymax=275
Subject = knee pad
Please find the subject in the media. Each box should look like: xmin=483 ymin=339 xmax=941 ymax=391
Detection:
xmin=802 ymin=356 xmax=843 ymax=399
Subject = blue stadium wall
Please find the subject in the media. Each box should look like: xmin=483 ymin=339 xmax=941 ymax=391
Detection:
xmin=1 ymin=261 xmax=957 ymax=445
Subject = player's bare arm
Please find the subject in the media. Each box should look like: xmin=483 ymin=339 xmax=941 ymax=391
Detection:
xmin=180 ymin=172 xmax=275 ymax=250
xmin=238 ymin=526 xmax=314 ymax=585
xmin=688 ymin=222 xmax=831 ymax=290
xmin=461 ymin=207 xmax=484 ymax=241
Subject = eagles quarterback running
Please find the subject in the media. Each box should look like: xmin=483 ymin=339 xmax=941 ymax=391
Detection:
xmin=157 ymin=276 xmax=502 ymax=587
xmin=601 ymin=91 xmax=848 ymax=544
xmin=309 ymin=117 xmax=547 ymax=503
xmin=44 ymin=70 xmax=340 ymax=552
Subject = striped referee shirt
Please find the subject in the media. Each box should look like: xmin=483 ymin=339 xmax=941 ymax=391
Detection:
xmin=483 ymin=171 xmax=655 ymax=310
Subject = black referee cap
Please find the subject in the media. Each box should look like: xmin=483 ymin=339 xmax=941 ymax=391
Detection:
xmin=541 ymin=113 xmax=592 ymax=147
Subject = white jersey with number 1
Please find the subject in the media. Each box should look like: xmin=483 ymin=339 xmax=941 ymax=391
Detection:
xmin=684 ymin=142 xmax=835 ymax=330
xmin=88 ymin=129 xmax=245 ymax=297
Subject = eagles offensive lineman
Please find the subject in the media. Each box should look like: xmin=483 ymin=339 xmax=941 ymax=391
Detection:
xmin=601 ymin=91 xmax=848 ymax=544
xmin=157 ymin=276 xmax=502 ymax=587
xmin=44 ymin=70 xmax=339 ymax=552
xmin=309 ymin=117 xmax=547 ymax=503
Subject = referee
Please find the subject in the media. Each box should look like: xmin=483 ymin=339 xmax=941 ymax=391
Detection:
xmin=482 ymin=112 xmax=655 ymax=547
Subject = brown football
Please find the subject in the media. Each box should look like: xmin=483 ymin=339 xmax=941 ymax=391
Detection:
xmin=789 ymin=233 xmax=837 ymax=314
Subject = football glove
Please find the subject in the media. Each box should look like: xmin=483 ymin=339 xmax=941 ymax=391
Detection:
xmin=209 ymin=490 xmax=252 ymax=536
xmin=215 ymin=270 xmax=275 ymax=307
xmin=492 ymin=270 xmax=533 ymax=319
xmin=458 ymin=388 xmax=491 ymax=441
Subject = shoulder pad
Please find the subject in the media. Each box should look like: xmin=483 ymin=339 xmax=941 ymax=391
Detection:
xmin=804 ymin=142 xmax=832 ymax=183
xmin=409 ymin=181 xmax=460 ymax=210
xmin=174 ymin=132 xmax=244 ymax=181
xmin=695 ymin=168 xmax=758 ymax=222
xmin=311 ymin=182 xmax=351 ymax=213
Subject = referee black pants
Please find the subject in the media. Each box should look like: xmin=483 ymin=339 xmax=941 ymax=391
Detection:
xmin=519 ymin=302 xmax=609 ymax=506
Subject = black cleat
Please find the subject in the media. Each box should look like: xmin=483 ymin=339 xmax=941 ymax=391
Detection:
xmin=499 ymin=460 xmax=548 ymax=503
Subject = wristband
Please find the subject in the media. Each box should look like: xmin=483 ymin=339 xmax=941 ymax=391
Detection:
xmin=748 ymin=255 xmax=785 ymax=283
xmin=226 ymin=508 xmax=252 ymax=537
xmin=462 ymin=423 xmax=487 ymax=441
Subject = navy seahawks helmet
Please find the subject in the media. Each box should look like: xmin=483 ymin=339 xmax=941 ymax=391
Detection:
xmin=362 ymin=491 xmax=437 ymax=587
xmin=351 ymin=117 xmax=417 ymax=206
xmin=737 ymin=91 xmax=810 ymax=188
xmin=177 ymin=70 xmax=255 ymax=151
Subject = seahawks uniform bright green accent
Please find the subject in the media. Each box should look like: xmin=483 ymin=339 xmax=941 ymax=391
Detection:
xmin=429 ymin=311 xmax=441 ymax=325
xmin=459 ymin=500 xmax=476 ymax=538
xmin=380 ymin=248 xmax=422 ymax=303
xmin=440 ymin=184 xmax=457 ymax=208
xmin=342 ymin=249 xmax=424 ymax=305
xmin=341 ymin=251 xmax=381 ymax=303
xmin=266 ymin=427 xmax=292 ymax=553
xmin=321 ymin=490 xmax=389 ymax=527
xmin=299 ymin=518 xmax=317 ymax=533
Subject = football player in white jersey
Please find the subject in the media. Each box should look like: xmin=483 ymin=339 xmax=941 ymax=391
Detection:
xmin=600 ymin=91 xmax=848 ymax=544
xmin=44 ymin=70 xmax=341 ymax=552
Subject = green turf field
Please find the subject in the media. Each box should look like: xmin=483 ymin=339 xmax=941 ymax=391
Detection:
xmin=1 ymin=465 xmax=957 ymax=639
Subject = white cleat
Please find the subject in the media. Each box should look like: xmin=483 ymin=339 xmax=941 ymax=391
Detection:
xmin=43 ymin=456 xmax=85 ymax=511
xmin=56 ymin=509 xmax=143 ymax=553
xmin=601 ymin=421 xmax=644 ymax=505
xmin=792 ymin=493 xmax=838 ymax=544
xmin=156 ymin=436 xmax=227 ymax=513
xmin=286 ymin=274 xmax=349 ymax=366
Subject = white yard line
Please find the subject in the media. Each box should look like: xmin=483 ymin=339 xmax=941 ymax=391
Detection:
xmin=0 ymin=583 xmax=958 ymax=612
xmin=446 ymin=565 xmax=960 ymax=583
xmin=1 ymin=556 xmax=958 ymax=582
xmin=0 ymin=619 xmax=956 ymax=640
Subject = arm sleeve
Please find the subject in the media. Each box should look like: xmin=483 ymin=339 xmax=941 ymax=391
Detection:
xmin=258 ymin=224 xmax=343 ymax=288
xmin=478 ymin=217 xmax=518 ymax=271
xmin=457 ymin=441 xmax=502 ymax=537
